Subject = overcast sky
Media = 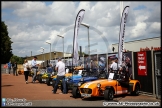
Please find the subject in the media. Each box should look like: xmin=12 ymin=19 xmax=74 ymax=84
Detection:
xmin=1 ymin=1 xmax=160 ymax=58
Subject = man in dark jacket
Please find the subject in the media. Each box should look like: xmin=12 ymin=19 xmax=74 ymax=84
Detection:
xmin=13 ymin=62 xmax=18 ymax=76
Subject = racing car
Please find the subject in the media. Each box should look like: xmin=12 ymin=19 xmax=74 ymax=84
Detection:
xmin=37 ymin=68 xmax=47 ymax=83
xmin=51 ymin=72 xmax=80 ymax=90
xmin=73 ymin=67 xmax=141 ymax=100
xmin=46 ymin=67 xmax=70 ymax=86
xmin=71 ymin=69 xmax=107 ymax=98
xmin=41 ymin=72 xmax=56 ymax=84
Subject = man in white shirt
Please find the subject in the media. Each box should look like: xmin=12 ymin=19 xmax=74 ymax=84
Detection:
xmin=31 ymin=56 xmax=38 ymax=83
xmin=110 ymin=57 xmax=118 ymax=71
xmin=109 ymin=57 xmax=119 ymax=79
xmin=53 ymin=57 xmax=67 ymax=94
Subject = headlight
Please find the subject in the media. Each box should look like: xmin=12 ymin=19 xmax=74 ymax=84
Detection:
xmin=97 ymin=83 xmax=101 ymax=88
xmin=78 ymin=82 xmax=82 ymax=86
xmin=80 ymin=78 xmax=84 ymax=82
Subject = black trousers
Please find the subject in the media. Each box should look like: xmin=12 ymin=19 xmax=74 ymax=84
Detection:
xmin=53 ymin=76 xmax=66 ymax=93
xmin=13 ymin=68 xmax=17 ymax=76
xmin=24 ymin=71 xmax=29 ymax=81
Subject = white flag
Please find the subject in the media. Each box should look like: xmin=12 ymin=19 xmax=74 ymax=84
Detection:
xmin=118 ymin=6 xmax=130 ymax=66
xmin=73 ymin=9 xmax=85 ymax=65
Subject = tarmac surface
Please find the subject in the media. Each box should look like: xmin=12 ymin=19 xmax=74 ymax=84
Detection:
xmin=1 ymin=73 xmax=161 ymax=107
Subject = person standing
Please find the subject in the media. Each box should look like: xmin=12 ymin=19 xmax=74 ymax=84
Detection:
xmin=7 ymin=61 xmax=12 ymax=75
xmin=13 ymin=62 xmax=18 ymax=76
xmin=31 ymin=56 xmax=38 ymax=83
xmin=110 ymin=57 xmax=118 ymax=71
xmin=53 ymin=58 xmax=67 ymax=94
xmin=23 ymin=60 xmax=30 ymax=84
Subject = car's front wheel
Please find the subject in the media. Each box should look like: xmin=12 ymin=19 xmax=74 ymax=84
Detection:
xmin=72 ymin=87 xmax=81 ymax=98
xmin=104 ymin=89 xmax=114 ymax=100
xmin=46 ymin=78 xmax=51 ymax=86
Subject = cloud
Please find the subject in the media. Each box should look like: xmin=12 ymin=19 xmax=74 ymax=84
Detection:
xmin=1 ymin=1 xmax=160 ymax=57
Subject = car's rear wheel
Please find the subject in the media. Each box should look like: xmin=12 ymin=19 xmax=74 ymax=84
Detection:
xmin=38 ymin=76 xmax=42 ymax=83
xmin=104 ymin=89 xmax=114 ymax=100
xmin=72 ymin=87 xmax=81 ymax=98
xmin=46 ymin=78 xmax=51 ymax=86
xmin=131 ymin=84 xmax=140 ymax=96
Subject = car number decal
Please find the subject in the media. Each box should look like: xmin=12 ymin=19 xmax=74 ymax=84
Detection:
xmin=81 ymin=93 xmax=91 ymax=97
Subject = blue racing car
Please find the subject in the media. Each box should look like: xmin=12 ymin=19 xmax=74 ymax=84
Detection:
xmin=61 ymin=69 xmax=100 ymax=93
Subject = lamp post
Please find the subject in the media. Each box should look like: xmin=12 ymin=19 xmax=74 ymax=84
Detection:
xmin=54 ymin=51 xmax=56 ymax=60
xmin=46 ymin=41 xmax=51 ymax=60
xmin=81 ymin=23 xmax=90 ymax=57
xmin=41 ymin=51 xmax=43 ymax=67
xmin=40 ymin=47 xmax=45 ymax=66
xmin=81 ymin=23 xmax=90 ymax=69
xmin=57 ymin=35 xmax=64 ymax=61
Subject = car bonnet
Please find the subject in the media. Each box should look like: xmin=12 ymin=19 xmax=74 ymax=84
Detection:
xmin=80 ymin=79 xmax=108 ymax=88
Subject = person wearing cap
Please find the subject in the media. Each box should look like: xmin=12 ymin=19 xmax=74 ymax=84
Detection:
xmin=53 ymin=57 xmax=67 ymax=94
xmin=31 ymin=56 xmax=38 ymax=83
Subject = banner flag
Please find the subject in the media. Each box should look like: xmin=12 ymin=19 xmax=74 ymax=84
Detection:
xmin=73 ymin=9 xmax=85 ymax=65
xmin=118 ymin=6 xmax=130 ymax=67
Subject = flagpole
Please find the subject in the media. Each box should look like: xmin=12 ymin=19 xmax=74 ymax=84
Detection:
xmin=72 ymin=9 xmax=85 ymax=87
xmin=118 ymin=6 xmax=129 ymax=69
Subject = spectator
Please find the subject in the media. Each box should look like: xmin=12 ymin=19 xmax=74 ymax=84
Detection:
xmin=7 ymin=61 xmax=12 ymax=75
xmin=125 ymin=56 xmax=132 ymax=79
xmin=23 ymin=60 xmax=30 ymax=84
xmin=31 ymin=56 xmax=38 ymax=83
xmin=13 ymin=62 xmax=18 ymax=76
xmin=98 ymin=57 xmax=106 ymax=72
xmin=53 ymin=57 xmax=67 ymax=94
xmin=47 ymin=64 xmax=54 ymax=73
xmin=110 ymin=57 xmax=118 ymax=72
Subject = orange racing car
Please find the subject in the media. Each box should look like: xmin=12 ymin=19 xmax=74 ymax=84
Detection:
xmin=73 ymin=68 xmax=141 ymax=100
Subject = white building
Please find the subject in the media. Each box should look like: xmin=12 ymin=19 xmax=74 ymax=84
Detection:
xmin=112 ymin=36 xmax=161 ymax=52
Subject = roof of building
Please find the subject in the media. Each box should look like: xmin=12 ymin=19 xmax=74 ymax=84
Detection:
xmin=112 ymin=36 xmax=160 ymax=45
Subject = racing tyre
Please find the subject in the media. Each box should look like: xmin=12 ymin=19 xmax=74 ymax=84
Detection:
xmin=52 ymin=80 xmax=56 ymax=88
xmin=38 ymin=76 xmax=42 ymax=83
xmin=46 ymin=78 xmax=50 ymax=86
xmin=131 ymin=84 xmax=140 ymax=96
xmin=104 ymin=89 xmax=114 ymax=100
xmin=72 ymin=87 xmax=81 ymax=98
xmin=37 ymin=75 xmax=40 ymax=81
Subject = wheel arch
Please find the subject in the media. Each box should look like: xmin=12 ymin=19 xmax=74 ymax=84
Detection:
xmin=105 ymin=86 xmax=115 ymax=94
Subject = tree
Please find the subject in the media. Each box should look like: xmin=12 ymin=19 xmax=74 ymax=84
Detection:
xmin=10 ymin=55 xmax=25 ymax=64
xmin=1 ymin=21 xmax=13 ymax=64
